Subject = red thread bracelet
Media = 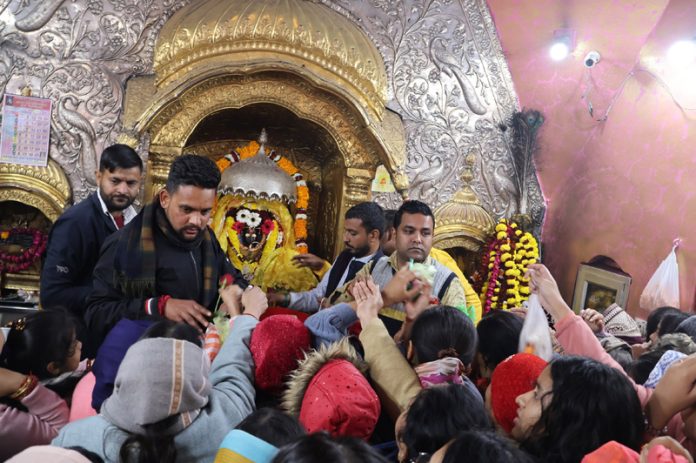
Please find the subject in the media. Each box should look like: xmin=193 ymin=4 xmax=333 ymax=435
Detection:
xmin=158 ymin=295 xmax=171 ymax=316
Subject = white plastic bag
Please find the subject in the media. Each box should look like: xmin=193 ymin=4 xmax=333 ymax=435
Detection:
xmin=640 ymin=241 xmax=681 ymax=311
xmin=518 ymin=294 xmax=554 ymax=361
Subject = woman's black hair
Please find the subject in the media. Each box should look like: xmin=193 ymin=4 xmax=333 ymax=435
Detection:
xmin=605 ymin=345 xmax=634 ymax=374
xmin=139 ymin=320 xmax=202 ymax=347
xmin=522 ymin=356 xmax=644 ymax=463
xmin=657 ymin=312 xmax=690 ymax=337
xmin=476 ymin=309 xmax=524 ymax=372
xmin=118 ymin=415 xmax=179 ymax=463
xmin=402 ymin=383 xmax=491 ymax=460
xmin=236 ymin=408 xmax=306 ymax=447
xmin=0 ymin=310 xmax=77 ymax=380
xmin=272 ymin=432 xmax=389 ymax=463
xmin=410 ymin=305 xmax=477 ymax=365
xmin=443 ymin=430 xmax=536 ymax=463
xmin=646 ymin=306 xmax=681 ymax=339
xmin=630 ymin=346 xmax=672 ymax=384
xmin=676 ymin=316 xmax=696 ymax=342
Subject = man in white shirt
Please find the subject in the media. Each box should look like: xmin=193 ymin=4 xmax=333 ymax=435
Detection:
xmin=41 ymin=144 xmax=142 ymax=356
xmin=268 ymin=202 xmax=386 ymax=312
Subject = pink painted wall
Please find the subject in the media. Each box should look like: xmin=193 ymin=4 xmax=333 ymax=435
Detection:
xmin=487 ymin=0 xmax=696 ymax=317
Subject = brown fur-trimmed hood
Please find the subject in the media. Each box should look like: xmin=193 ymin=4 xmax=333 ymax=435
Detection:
xmin=281 ymin=338 xmax=369 ymax=417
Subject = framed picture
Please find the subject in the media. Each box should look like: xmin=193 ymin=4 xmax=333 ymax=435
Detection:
xmin=572 ymin=264 xmax=631 ymax=313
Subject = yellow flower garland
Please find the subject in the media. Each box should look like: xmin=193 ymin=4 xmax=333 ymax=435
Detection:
xmin=477 ymin=219 xmax=540 ymax=312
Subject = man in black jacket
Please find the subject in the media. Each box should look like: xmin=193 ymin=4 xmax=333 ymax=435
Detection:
xmin=85 ymin=154 xmax=247 ymax=349
xmin=41 ymin=144 xmax=143 ymax=356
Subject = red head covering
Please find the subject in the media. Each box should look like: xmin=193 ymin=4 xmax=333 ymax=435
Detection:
xmin=298 ymin=359 xmax=381 ymax=440
xmin=251 ymin=315 xmax=311 ymax=393
xmin=490 ymin=353 xmax=547 ymax=434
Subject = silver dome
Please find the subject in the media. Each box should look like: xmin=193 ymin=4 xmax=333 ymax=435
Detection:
xmin=219 ymin=150 xmax=297 ymax=204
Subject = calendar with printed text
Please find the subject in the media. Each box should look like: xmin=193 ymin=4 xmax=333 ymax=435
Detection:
xmin=0 ymin=94 xmax=52 ymax=167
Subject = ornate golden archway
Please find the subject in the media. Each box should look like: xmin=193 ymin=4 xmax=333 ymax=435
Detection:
xmin=122 ymin=0 xmax=408 ymax=257
xmin=0 ymin=159 xmax=71 ymax=223
xmin=0 ymin=159 xmax=71 ymax=291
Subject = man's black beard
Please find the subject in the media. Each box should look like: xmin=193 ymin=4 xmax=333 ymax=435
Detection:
xmin=348 ymin=243 xmax=372 ymax=258
xmin=100 ymin=189 xmax=134 ymax=213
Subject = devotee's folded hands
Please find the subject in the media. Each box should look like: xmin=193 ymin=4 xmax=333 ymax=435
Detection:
xmin=241 ymin=286 xmax=269 ymax=319
xmin=163 ymin=298 xmax=212 ymax=332
xmin=355 ymin=278 xmax=383 ymax=328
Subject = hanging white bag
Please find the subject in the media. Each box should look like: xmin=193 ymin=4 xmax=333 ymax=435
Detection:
xmin=640 ymin=240 xmax=681 ymax=311
xmin=518 ymin=294 xmax=554 ymax=361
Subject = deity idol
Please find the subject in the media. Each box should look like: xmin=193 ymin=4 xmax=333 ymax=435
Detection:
xmin=212 ymin=131 xmax=321 ymax=292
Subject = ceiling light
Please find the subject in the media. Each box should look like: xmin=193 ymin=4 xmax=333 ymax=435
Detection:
xmin=550 ymin=29 xmax=575 ymax=62
xmin=668 ymin=39 xmax=696 ymax=66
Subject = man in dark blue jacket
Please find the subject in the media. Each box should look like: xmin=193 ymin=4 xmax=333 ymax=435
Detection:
xmin=40 ymin=144 xmax=143 ymax=356
xmin=85 ymin=154 xmax=247 ymax=350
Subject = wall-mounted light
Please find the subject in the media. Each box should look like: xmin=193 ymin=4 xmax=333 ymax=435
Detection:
xmin=550 ymin=28 xmax=575 ymax=61
xmin=668 ymin=38 xmax=696 ymax=67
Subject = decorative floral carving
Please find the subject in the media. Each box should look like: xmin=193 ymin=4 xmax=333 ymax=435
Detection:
xmin=328 ymin=0 xmax=543 ymax=231
xmin=0 ymin=0 xmax=543 ymax=235
xmin=0 ymin=0 xmax=192 ymax=200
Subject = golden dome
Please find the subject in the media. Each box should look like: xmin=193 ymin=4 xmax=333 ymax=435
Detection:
xmin=434 ymin=186 xmax=496 ymax=252
xmin=154 ymin=0 xmax=388 ymax=117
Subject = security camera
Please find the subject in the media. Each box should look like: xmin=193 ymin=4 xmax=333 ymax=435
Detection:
xmin=584 ymin=51 xmax=601 ymax=68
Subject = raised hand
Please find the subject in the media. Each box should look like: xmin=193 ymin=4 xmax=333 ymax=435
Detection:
xmin=354 ymin=277 xmax=383 ymax=327
xmin=241 ymin=286 xmax=268 ymax=320
xmin=381 ymin=267 xmax=421 ymax=306
xmin=404 ymin=283 xmax=433 ymax=322
xmin=219 ymin=284 xmax=244 ymax=316
xmin=526 ymin=264 xmax=571 ymax=322
xmin=580 ymin=308 xmax=605 ymax=333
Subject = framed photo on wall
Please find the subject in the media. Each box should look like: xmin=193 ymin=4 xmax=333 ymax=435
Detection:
xmin=572 ymin=264 xmax=632 ymax=313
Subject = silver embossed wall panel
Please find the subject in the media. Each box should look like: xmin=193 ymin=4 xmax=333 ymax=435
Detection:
xmin=0 ymin=0 xmax=189 ymax=201
xmin=0 ymin=0 xmax=544 ymax=228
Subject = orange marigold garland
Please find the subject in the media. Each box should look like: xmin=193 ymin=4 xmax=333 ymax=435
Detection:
xmin=215 ymin=141 xmax=309 ymax=253
xmin=474 ymin=219 xmax=539 ymax=313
